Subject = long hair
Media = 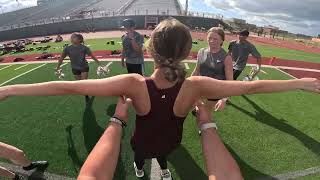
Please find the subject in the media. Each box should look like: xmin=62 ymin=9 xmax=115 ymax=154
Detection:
xmin=147 ymin=19 xmax=192 ymax=82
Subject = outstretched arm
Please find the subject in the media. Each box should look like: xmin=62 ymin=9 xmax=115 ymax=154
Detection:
xmin=78 ymin=97 xmax=131 ymax=180
xmin=191 ymin=77 xmax=320 ymax=100
xmin=0 ymin=74 xmax=142 ymax=101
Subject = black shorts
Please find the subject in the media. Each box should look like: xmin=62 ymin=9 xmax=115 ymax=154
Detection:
xmin=233 ymin=69 xmax=243 ymax=80
xmin=72 ymin=67 xmax=89 ymax=75
xmin=208 ymin=99 xmax=220 ymax=102
xmin=126 ymin=63 xmax=143 ymax=75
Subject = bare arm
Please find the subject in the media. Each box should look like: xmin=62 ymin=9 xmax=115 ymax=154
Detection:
xmin=56 ymin=52 xmax=67 ymax=70
xmin=0 ymin=74 xmax=143 ymax=101
xmin=196 ymin=104 xmax=243 ymax=180
xmin=192 ymin=63 xmax=200 ymax=76
xmin=191 ymin=77 xmax=320 ymax=100
xmin=224 ymin=55 xmax=233 ymax=81
xmin=88 ymin=50 xmax=101 ymax=65
xmin=78 ymin=98 xmax=131 ymax=180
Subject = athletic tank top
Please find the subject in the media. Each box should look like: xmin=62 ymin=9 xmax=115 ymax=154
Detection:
xmin=130 ymin=78 xmax=186 ymax=158
xmin=198 ymin=48 xmax=227 ymax=80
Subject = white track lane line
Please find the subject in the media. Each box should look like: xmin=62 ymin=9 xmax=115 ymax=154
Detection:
xmin=0 ymin=64 xmax=47 ymax=86
xmin=14 ymin=64 xmax=29 ymax=70
xmin=0 ymin=65 xmax=13 ymax=71
xmin=184 ymin=62 xmax=190 ymax=70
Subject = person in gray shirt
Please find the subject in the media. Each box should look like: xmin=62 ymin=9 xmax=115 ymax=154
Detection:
xmin=121 ymin=19 xmax=144 ymax=75
xmin=56 ymin=33 xmax=101 ymax=102
xmin=192 ymin=27 xmax=233 ymax=111
xmin=228 ymin=30 xmax=261 ymax=80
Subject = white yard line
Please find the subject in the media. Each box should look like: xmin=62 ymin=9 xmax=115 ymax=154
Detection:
xmin=0 ymin=64 xmax=13 ymax=71
xmin=274 ymin=68 xmax=298 ymax=79
xmin=61 ymin=62 xmax=68 ymax=67
xmin=106 ymin=62 xmax=113 ymax=67
xmin=0 ymin=64 xmax=47 ymax=86
xmin=14 ymin=64 xmax=29 ymax=70
xmin=1 ymin=60 xmax=319 ymax=73
xmin=258 ymin=166 xmax=320 ymax=180
xmin=184 ymin=62 xmax=190 ymax=70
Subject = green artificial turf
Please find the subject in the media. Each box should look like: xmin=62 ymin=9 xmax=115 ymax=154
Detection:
xmin=0 ymin=62 xmax=319 ymax=180
xmin=2 ymin=36 xmax=320 ymax=63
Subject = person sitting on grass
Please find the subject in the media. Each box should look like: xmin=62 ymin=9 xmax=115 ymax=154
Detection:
xmin=77 ymin=98 xmax=243 ymax=180
xmin=0 ymin=142 xmax=48 ymax=180
xmin=55 ymin=35 xmax=63 ymax=43
xmin=0 ymin=18 xmax=319 ymax=179
xmin=192 ymin=27 xmax=233 ymax=111
xmin=56 ymin=33 xmax=101 ymax=102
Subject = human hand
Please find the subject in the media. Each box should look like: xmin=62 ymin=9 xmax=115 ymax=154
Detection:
xmin=300 ymin=78 xmax=320 ymax=93
xmin=113 ymin=96 xmax=132 ymax=123
xmin=195 ymin=101 xmax=214 ymax=128
xmin=0 ymin=87 xmax=9 ymax=101
xmin=214 ymin=99 xmax=227 ymax=111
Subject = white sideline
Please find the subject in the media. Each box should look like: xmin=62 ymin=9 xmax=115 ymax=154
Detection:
xmin=0 ymin=64 xmax=13 ymax=71
xmin=14 ymin=64 xmax=28 ymax=70
xmin=0 ymin=63 xmax=47 ymax=86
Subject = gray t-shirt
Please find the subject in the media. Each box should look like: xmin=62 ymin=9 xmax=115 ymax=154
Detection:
xmin=121 ymin=31 xmax=144 ymax=64
xmin=228 ymin=40 xmax=261 ymax=71
xmin=63 ymin=44 xmax=91 ymax=70
xmin=197 ymin=48 xmax=228 ymax=80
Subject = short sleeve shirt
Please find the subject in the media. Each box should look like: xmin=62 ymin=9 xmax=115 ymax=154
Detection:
xmin=63 ymin=44 xmax=91 ymax=70
xmin=228 ymin=40 xmax=261 ymax=70
xmin=122 ymin=31 xmax=144 ymax=64
xmin=197 ymin=48 xmax=228 ymax=80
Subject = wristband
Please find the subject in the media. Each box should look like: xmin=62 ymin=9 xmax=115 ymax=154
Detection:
xmin=198 ymin=123 xmax=218 ymax=136
xmin=110 ymin=116 xmax=127 ymax=127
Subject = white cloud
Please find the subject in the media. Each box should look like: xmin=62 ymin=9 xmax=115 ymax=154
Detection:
xmin=0 ymin=0 xmax=37 ymax=13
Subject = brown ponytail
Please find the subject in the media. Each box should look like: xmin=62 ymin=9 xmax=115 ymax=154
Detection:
xmin=148 ymin=18 xmax=192 ymax=82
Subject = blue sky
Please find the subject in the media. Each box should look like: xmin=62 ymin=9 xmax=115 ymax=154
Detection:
xmin=0 ymin=0 xmax=319 ymax=36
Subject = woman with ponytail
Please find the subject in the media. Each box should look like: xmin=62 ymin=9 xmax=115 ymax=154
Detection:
xmin=0 ymin=19 xmax=319 ymax=179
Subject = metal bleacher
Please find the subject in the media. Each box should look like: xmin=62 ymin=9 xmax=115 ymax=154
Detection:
xmin=124 ymin=0 xmax=181 ymax=15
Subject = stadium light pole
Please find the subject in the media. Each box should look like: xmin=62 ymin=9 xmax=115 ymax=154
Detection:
xmin=0 ymin=6 xmax=4 ymax=14
xmin=185 ymin=0 xmax=189 ymax=15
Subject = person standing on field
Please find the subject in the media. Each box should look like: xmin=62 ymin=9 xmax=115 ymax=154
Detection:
xmin=121 ymin=19 xmax=145 ymax=76
xmin=228 ymin=30 xmax=262 ymax=80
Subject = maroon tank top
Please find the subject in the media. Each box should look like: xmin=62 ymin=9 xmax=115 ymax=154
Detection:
xmin=130 ymin=78 xmax=187 ymax=158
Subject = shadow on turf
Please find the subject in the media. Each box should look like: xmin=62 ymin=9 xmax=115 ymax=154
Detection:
xmin=168 ymin=146 xmax=207 ymax=180
xmin=230 ymin=96 xmax=320 ymax=157
xmin=83 ymin=97 xmax=127 ymax=179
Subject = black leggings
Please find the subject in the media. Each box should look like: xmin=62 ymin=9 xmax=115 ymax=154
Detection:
xmin=233 ymin=69 xmax=243 ymax=80
xmin=126 ymin=63 xmax=143 ymax=75
xmin=134 ymin=153 xmax=167 ymax=170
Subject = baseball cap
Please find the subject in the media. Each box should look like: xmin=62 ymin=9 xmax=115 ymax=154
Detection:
xmin=121 ymin=19 xmax=136 ymax=28
xmin=239 ymin=30 xmax=250 ymax=37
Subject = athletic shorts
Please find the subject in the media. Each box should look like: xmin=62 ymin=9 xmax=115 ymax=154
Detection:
xmin=72 ymin=67 xmax=89 ymax=75
xmin=126 ymin=63 xmax=143 ymax=75
xmin=208 ymin=99 xmax=220 ymax=102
